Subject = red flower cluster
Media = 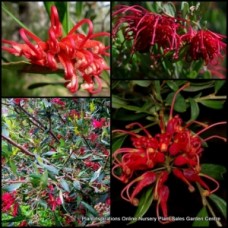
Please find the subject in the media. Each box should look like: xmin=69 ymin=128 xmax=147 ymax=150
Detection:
xmin=13 ymin=98 xmax=28 ymax=105
xmin=47 ymin=193 xmax=62 ymax=211
xmin=68 ymin=109 xmax=80 ymax=119
xmin=84 ymin=159 xmax=100 ymax=171
xmin=92 ymin=118 xmax=106 ymax=129
xmin=2 ymin=6 xmax=110 ymax=94
xmin=50 ymin=98 xmax=65 ymax=107
xmin=112 ymin=83 xmax=226 ymax=223
xmin=2 ymin=191 xmax=19 ymax=217
xmin=112 ymin=5 xmax=226 ymax=64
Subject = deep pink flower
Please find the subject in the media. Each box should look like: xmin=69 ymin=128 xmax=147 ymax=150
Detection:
xmin=113 ymin=5 xmax=181 ymax=57
xmin=2 ymin=192 xmax=19 ymax=217
xmin=47 ymin=194 xmax=62 ymax=211
xmin=13 ymin=98 xmax=28 ymax=105
xmin=187 ymin=30 xmax=226 ymax=64
xmin=92 ymin=119 xmax=105 ymax=128
xmin=50 ymin=98 xmax=65 ymax=107
xmin=2 ymin=6 xmax=110 ymax=94
xmin=88 ymin=132 xmax=99 ymax=143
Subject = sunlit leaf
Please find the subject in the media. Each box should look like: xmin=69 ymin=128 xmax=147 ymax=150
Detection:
xmin=60 ymin=179 xmax=70 ymax=192
xmin=3 ymin=183 xmax=22 ymax=192
xmin=73 ymin=180 xmax=81 ymax=190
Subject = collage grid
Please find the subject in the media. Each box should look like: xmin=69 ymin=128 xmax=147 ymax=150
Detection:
xmin=1 ymin=1 xmax=227 ymax=227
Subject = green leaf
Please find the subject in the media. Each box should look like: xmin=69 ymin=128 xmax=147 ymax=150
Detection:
xmin=166 ymin=93 xmax=187 ymax=113
xmin=133 ymin=81 xmax=152 ymax=87
xmin=209 ymin=194 xmax=227 ymax=219
xmin=112 ymin=95 xmax=128 ymax=109
xmin=2 ymin=126 xmax=9 ymax=137
xmin=187 ymin=70 xmax=198 ymax=79
xmin=81 ymin=201 xmax=98 ymax=216
xmin=181 ymin=2 xmax=189 ymax=17
xmin=192 ymin=207 xmax=209 ymax=226
xmin=189 ymin=98 xmax=200 ymax=121
xmin=2 ymin=215 xmax=26 ymax=223
xmin=128 ymin=187 xmax=154 ymax=225
xmin=40 ymin=170 xmax=48 ymax=189
xmin=76 ymin=2 xmax=83 ymax=18
xmin=73 ymin=180 xmax=81 ymax=190
xmin=166 ymin=81 xmax=179 ymax=91
xmin=199 ymin=100 xmax=225 ymax=109
xmin=112 ymin=136 xmax=127 ymax=153
xmin=60 ymin=179 xmax=70 ymax=192
xmin=42 ymin=151 xmax=56 ymax=156
xmin=30 ymin=174 xmax=41 ymax=187
xmin=90 ymin=167 xmax=102 ymax=183
xmin=3 ymin=183 xmax=22 ymax=192
xmin=184 ymin=81 xmax=214 ymax=92
xmin=214 ymin=80 xmax=225 ymax=94
xmin=77 ymin=153 xmax=93 ymax=160
xmin=43 ymin=164 xmax=59 ymax=175
xmin=2 ymin=3 xmax=30 ymax=30
xmin=162 ymin=2 xmax=176 ymax=17
xmin=60 ymin=138 xmax=65 ymax=147
xmin=9 ymin=160 xmax=17 ymax=175
xmin=201 ymin=164 xmax=226 ymax=180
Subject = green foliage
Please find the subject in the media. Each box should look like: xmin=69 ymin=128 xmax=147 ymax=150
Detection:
xmin=2 ymin=98 xmax=110 ymax=226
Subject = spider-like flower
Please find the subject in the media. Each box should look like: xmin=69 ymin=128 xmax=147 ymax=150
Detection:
xmin=187 ymin=30 xmax=226 ymax=65
xmin=112 ymin=83 xmax=227 ymax=223
xmin=113 ymin=4 xmax=226 ymax=68
xmin=112 ymin=5 xmax=181 ymax=57
xmin=2 ymin=6 xmax=110 ymax=94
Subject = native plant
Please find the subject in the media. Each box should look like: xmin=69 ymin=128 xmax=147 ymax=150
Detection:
xmin=112 ymin=80 xmax=227 ymax=226
xmin=2 ymin=2 xmax=110 ymax=96
xmin=112 ymin=2 xmax=226 ymax=79
xmin=2 ymin=98 xmax=110 ymax=226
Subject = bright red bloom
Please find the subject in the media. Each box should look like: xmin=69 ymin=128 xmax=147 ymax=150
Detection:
xmin=13 ymin=98 xmax=28 ymax=105
xmin=92 ymin=118 xmax=105 ymax=128
xmin=112 ymin=82 xmax=226 ymax=223
xmin=2 ymin=192 xmax=19 ymax=217
xmin=50 ymin=98 xmax=65 ymax=107
xmin=19 ymin=220 xmax=28 ymax=227
xmin=84 ymin=159 xmax=100 ymax=171
xmin=47 ymin=193 xmax=62 ymax=211
xmin=187 ymin=30 xmax=226 ymax=64
xmin=68 ymin=109 xmax=80 ymax=119
xmin=88 ymin=132 xmax=99 ymax=143
xmin=113 ymin=5 xmax=181 ymax=57
xmin=2 ymin=6 xmax=110 ymax=94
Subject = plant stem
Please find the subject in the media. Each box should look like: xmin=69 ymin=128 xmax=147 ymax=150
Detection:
xmin=2 ymin=135 xmax=35 ymax=157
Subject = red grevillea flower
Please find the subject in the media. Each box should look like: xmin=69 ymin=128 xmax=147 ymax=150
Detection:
xmin=112 ymin=83 xmax=226 ymax=223
xmin=50 ymin=98 xmax=65 ymax=107
xmin=47 ymin=193 xmax=62 ymax=211
xmin=2 ymin=191 xmax=19 ymax=217
xmin=113 ymin=5 xmax=181 ymax=57
xmin=113 ymin=4 xmax=226 ymax=66
xmin=92 ymin=118 xmax=105 ymax=128
xmin=186 ymin=30 xmax=227 ymax=65
xmin=13 ymin=98 xmax=28 ymax=105
xmin=2 ymin=6 xmax=110 ymax=94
